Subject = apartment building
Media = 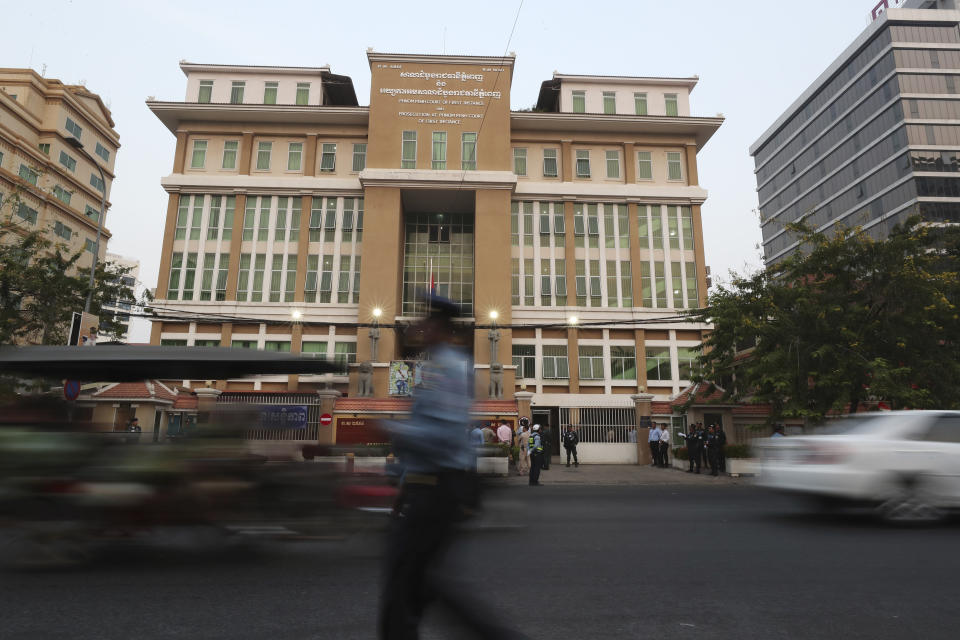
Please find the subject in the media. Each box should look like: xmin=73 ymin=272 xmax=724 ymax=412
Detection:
xmin=0 ymin=69 xmax=118 ymax=272
xmin=148 ymin=54 xmax=721 ymax=451
xmin=750 ymin=4 xmax=960 ymax=264
xmin=102 ymin=252 xmax=140 ymax=342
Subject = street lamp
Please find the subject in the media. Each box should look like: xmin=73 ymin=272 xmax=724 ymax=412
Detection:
xmin=372 ymin=307 xmax=382 ymax=319
xmin=65 ymin=136 xmax=106 ymax=314
xmin=568 ymin=315 xmax=578 ymax=326
xmin=291 ymin=309 xmax=303 ymax=321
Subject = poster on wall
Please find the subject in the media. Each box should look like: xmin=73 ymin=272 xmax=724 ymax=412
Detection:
xmin=388 ymin=361 xmax=425 ymax=396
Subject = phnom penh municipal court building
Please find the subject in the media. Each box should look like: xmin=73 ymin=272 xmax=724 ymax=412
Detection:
xmin=143 ymin=51 xmax=723 ymax=459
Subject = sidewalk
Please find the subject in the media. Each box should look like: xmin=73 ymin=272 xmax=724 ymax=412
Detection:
xmin=494 ymin=460 xmax=746 ymax=486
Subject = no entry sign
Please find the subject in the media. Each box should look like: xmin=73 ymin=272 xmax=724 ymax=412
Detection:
xmin=320 ymin=413 xmax=333 ymax=426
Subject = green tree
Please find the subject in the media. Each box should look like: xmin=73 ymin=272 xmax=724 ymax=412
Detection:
xmin=0 ymin=187 xmax=143 ymax=345
xmin=691 ymin=218 xmax=960 ymax=422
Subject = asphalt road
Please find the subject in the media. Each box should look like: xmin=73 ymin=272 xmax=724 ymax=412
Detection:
xmin=2 ymin=479 xmax=959 ymax=639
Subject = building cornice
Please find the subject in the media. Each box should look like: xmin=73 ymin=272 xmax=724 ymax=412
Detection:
xmin=367 ymin=52 xmax=516 ymax=68
xmin=552 ymin=73 xmax=699 ymax=89
xmin=514 ymin=180 xmax=707 ymax=204
xmin=179 ymin=61 xmax=331 ymax=76
xmin=510 ymin=112 xmax=723 ymax=150
xmin=358 ymin=168 xmax=518 ymax=190
xmin=160 ymin=173 xmax=363 ymax=194
xmin=146 ymin=102 xmax=370 ymax=134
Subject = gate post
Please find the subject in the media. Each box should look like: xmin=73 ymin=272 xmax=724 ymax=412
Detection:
xmin=317 ymin=388 xmax=341 ymax=445
xmin=631 ymin=393 xmax=654 ymax=465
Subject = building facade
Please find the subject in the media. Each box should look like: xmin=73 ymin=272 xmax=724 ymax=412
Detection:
xmin=0 ymin=69 xmax=118 ymax=275
xmin=148 ymin=54 xmax=721 ymax=449
xmin=751 ymin=6 xmax=960 ymax=264
xmin=103 ymin=252 xmax=140 ymax=342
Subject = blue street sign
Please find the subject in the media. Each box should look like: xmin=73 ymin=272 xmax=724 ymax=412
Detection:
xmin=259 ymin=405 xmax=309 ymax=429
xmin=63 ymin=380 xmax=81 ymax=401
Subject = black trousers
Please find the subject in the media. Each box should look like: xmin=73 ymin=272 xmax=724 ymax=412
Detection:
xmin=659 ymin=442 xmax=669 ymax=467
xmin=708 ymin=448 xmax=719 ymax=476
xmin=529 ymin=451 xmax=543 ymax=485
xmin=649 ymin=441 xmax=660 ymax=466
xmin=689 ymin=445 xmax=701 ymax=472
xmin=379 ymin=476 xmax=524 ymax=640
xmin=565 ymin=445 xmax=578 ymax=465
xmin=701 ymin=445 xmax=710 ymax=471
xmin=718 ymin=448 xmax=726 ymax=472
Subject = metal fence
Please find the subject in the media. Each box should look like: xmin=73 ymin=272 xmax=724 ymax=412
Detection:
xmin=218 ymin=392 xmax=321 ymax=441
xmin=559 ymin=407 xmax=638 ymax=443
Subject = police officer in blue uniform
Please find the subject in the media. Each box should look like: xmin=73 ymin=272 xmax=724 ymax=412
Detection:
xmin=528 ymin=424 xmax=544 ymax=485
xmin=379 ymin=294 xmax=528 ymax=640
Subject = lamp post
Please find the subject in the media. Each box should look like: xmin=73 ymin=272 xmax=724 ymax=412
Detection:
xmin=65 ymin=137 xmax=106 ymax=314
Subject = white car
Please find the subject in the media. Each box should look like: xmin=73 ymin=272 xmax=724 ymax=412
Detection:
xmin=756 ymin=411 xmax=960 ymax=521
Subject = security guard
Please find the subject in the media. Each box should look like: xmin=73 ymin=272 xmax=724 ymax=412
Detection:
xmin=705 ymin=424 xmax=720 ymax=476
xmin=528 ymin=424 xmax=544 ymax=485
xmin=685 ymin=424 xmax=701 ymax=473
xmin=716 ymin=423 xmax=728 ymax=473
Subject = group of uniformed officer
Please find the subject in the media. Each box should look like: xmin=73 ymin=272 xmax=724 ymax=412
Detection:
xmin=680 ymin=422 xmax=727 ymax=476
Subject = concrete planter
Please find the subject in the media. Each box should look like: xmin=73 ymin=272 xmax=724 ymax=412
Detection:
xmin=476 ymin=456 xmax=509 ymax=476
xmin=726 ymin=458 xmax=760 ymax=477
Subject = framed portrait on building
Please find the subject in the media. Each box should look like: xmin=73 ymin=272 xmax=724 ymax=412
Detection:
xmin=389 ymin=361 xmax=413 ymax=396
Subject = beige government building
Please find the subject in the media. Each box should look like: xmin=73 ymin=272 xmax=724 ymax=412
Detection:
xmin=146 ymin=52 xmax=723 ymax=455
xmin=0 ymin=69 xmax=118 ymax=296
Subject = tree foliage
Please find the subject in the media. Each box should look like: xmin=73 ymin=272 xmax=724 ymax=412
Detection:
xmin=691 ymin=218 xmax=960 ymax=422
xmin=0 ymin=187 xmax=143 ymax=345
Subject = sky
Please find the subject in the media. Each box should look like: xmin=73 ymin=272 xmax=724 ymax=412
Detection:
xmin=5 ymin=0 xmax=883 ymax=341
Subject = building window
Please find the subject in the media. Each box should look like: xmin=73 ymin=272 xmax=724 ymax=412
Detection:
xmin=338 ymin=255 xmax=352 ymax=303
xmin=555 ymin=259 xmax=567 ymax=306
xmin=681 ymin=207 xmax=694 ymax=249
xmin=191 ymin=140 xmax=207 ymax=169
xmin=65 ymin=117 xmax=82 ymax=139
xmin=319 ymin=255 xmax=334 ymax=303
xmin=640 ymin=262 xmax=652 ymax=307
xmin=216 ymin=253 xmax=230 ymax=301
xmin=198 ymin=80 xmax=213 ymax=103
xmin=236 ymin=254 xmax=251 ymax=300
xmin=302 ymin=341 xmax=327 ymax=356
xmin=180 ymin=253 xmax=197 ymax=300
xmin=264 ymin=341 xmax=291 ymax=352
xmin=665 ymin=93 xmax=679 ymax=117
xmin=431 ymin=132 xmax=447 ymax=169
xmin=589 ymin=259 xmax=602 ymax=306
xmin=685 ymin=261 xmax=699 ymax=308
xmin=193 ymin=340 xmax=220 ymax=347
xmin=230 ymin=81 xmax=245 ymax=104
xmin=269 ymin=255 xmax=284 ymax=302
xmin=53 ymin=185 xmax=72 ymax=205
xmin=401 ymin=212 xmax=473 ymax=315
xmin=353 ymin=143 xmax=367 ymax=171
xmin=668 ymin=207 xmax=680 ymax=249
xmin=304 ymin=255 xmax=319 ymax=302
xmin=52 ymin=221 xmax=72 ymax=241
xmin=222 ymin=140 xmax=238 ymax=169
xmin=672 ymin=261 xmax=684 ymax=308
xmin=85 ymin=205 xmax=100 ymax=222
xmin=635 ymin=151 xmax=652 ymax=181
xmin=602 ymin=91 xmax=616 ymax=114
xmin=651 ymin=209 xmax=664 ymax=249
xmin=540 ymin=258 xmax=552 ymax=306
xmin=85 ymin=238 xmax=97 ymax=254
xmin=256 ymin=141 xmax=272 ymax=170
xmin=287 ymin=142 xmax=303 ymax=171
xmin=95 ymin=142 xmax=110 ymax=162
xmin=578 ymin=345 xmax=604 ymax=380
xmin=461 ymin=132 xmax=477 ymax=170
xmin=162 ymin=339 xmax=189 ymax=347
xmin=513 ymin=147 xmax=527 ymax=176
xmin=605 ymin=150 xmax=620 ymax=178
xmin=543 ymin=148 xmax=558 ymax=177
xmin=667 ymin=151 xmax=683 ymax=181
xmin=606 ymin=259 xmax=618 ymax=306
xmin=320 ymin=143 xmax=336 ymax=172
xmin=635 ymin=92 xmax=647 ymax=115
xmin=611 ymin=346 xmax=636 ymax=380
xmin=18 ymin=164 xmax=38 ymax=185
xmin=542 ymin=345 xmax=569 ymax=379
xmin=576 ymin=150 xmax=591 ymax=178
xmin=621 ymin=260 xmax=633 ymax=307
xmin=572 ymin=90 xmax=585 ymax=113
xmin=231 ymin=340 xmax=257 ymax=349
xmin=334 ymin=342 xmax=357 ymax=371
xmin=646 ymin=347 xmax=672 ymax=381
xmin=654 ymin=261 xmax=667 ymax=307
xmin=58 ymin=151 xmax=77 ymax=172
xmin=38 ymin=143 xmax=50 ymax=155
xmin=200 ymin=252 xmax=216 ymax=300
xmin=677 ymin=347 xmax=699 ymax=380
xmin=296 ymin=83 xmax=310 ymax=105
xmin=263 ymin=81 xmax=278 ymax=104
xmin=251 ymin=254 xmax=266 ymax=302
xmin=401 ymin=131 xmax=417 ymax=168
xmin=90 ymin=173 xmax=104 ymax=192
xmin=513 ymin=345 xmax=536 ymax=379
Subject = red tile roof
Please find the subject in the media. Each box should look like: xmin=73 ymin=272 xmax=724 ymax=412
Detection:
xmin=173 ymin=394 xmax=198 ymax=410
xmin=334 ymin=398 xmax=518 ymax=415
xmin=92 ymin=380 xmax=177 ymax=402
xmin=651 ymin=401 xmax=674 ymax=414
xmin=732 ymin=404 xmax=773 ymax=417
xmin=671 ymin=383 xmax=734 ymax=407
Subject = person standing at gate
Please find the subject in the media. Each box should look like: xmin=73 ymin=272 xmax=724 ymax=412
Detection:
xmin=684 ymin=424 xmax=702 ymax=473
xmin=705 ymin=424 xmax=720 ymax=476
xmin=528 ymin=424 xmax=544 ymax=485
xmin=648 ymin=423 xmax=662 ymax=467
xmin=563 ymin=426 xmax=579 ymax=467
xmin=378 ymin=294 xmax=526 ymax=639
xmin=516 ymin=422 xmax=530 ymax=476
xmin=659 ymin=423 xmax=671 ymax=468
xmin=701 ymin=423 xmax=711 ymax=471
xmin=716 ymin=423 xmax=728 ymax=473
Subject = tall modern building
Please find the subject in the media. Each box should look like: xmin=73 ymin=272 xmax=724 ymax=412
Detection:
xmin=0 ymin=69 xmax=118 ymax=278
xmin=750 ymin=3 xmax=960 ymax=265
xmin=147 ymin=53 xmax=721 ymax=449
xmin=102 ymin=252 xmax=140 ymax=342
